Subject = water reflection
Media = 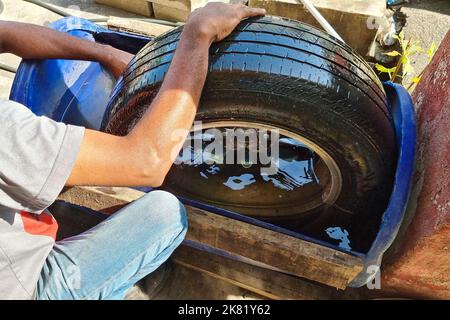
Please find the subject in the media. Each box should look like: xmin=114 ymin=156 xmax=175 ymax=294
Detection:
xmin=176 ymin=133 xmax=320 ymax=193
xmin=223 ymin=174 xmax=257 ymax=190
xmin=325 ymin=227 xmax=352 ymax=251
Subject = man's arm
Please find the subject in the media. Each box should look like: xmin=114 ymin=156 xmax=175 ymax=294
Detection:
xmin=66 ymin=3 xmax=265 ymax=187
xmin=0 ymin=20 xmax=132 ymax=78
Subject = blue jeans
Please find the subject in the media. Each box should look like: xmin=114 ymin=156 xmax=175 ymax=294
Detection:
xmin=36 ymin=190 xmax=187 ymax=300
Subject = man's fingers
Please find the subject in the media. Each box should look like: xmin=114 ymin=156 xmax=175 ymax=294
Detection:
xmin=247 ymin=7 xmax=266 ymax=17
xmin=238 ymin=5 xmax=266 ymax=19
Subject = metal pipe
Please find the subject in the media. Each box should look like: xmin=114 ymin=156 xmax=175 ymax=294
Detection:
xmin=295 ymin=0 xmax=345 ymax=43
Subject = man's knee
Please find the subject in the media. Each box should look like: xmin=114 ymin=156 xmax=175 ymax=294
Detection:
xmin=137 ymin=190 xmax=187 ymax=236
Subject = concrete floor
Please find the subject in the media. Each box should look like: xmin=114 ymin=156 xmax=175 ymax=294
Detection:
xmin=401 ymin=0 xmax=450 ymax=86
xmin=0 ymin=0 xmax=448 ymax=300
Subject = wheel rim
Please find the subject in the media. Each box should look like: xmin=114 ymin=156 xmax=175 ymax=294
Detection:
xmin=164 ymin=121 xmax=343 ymax=218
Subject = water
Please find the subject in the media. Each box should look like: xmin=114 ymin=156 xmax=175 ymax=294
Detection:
xmin=325 ymin=227 xmax=352 ymax=251
xmin=164 ymin=128 xmax=382 ymax=253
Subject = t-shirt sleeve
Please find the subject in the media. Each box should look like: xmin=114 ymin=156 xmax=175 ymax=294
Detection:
xmin=0 ymin=99 xmax=85 ymax=213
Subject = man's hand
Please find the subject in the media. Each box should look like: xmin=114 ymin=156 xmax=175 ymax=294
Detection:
xmin=186 ymin=3 xmax=266 ymax=43
xmin=0 ymin=20 xmax=133 ymax=79
xmin=101 ymin=45 xmax=134 ymax=79
xmin=67 ymin=4 xmax=265 ymax=187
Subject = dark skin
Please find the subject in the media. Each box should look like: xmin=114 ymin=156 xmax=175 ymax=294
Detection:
xmin=0 ymin=20 xmax=133 ymax=79
xmin=1 ymin=3 xmax=266 ymax=188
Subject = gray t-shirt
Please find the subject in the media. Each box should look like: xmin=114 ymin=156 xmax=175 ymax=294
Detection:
xmin=0 ymin=99 xmax=84 ymax=299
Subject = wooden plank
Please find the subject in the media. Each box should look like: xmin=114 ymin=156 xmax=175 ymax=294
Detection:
xmin=151 ymin=0 xmax=208 ymax=22
xmin=151 ymin=0 xmax=245 ymax=22
xmin=185 ymin=205 xmax=363 ymax=289
xmin=152 ymin=3 xmax=191 ymax=22
xmin=248 ymin=0 xmax=387 ymax=56
xmin=58 ymin=186 xmax=364 ymax=289
xmin=172 ymin=245 xmax=361 ymax=299
xmin=95 ymin=0 xmax=154 ymax=17
xmin=149 ymin=259 xmax=266 ymax=299
xmin=107 ymin=16 xmax=174 ymax=37
xmin=249 ymin=0 xmax=386 ymax=20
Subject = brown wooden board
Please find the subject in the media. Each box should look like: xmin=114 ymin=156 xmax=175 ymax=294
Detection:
xmin=248 ymin=0 xmax=387 ymax=57
xmin=58 ymin=186 xmax=364 ymax=289
xmin=172 ymin=245 xmax=362 ymax=299
xmin=95 ymin=0 xmax=154 ymax=17
xmin=150 ymin=0 xmax=247 ymax=22
xmin=107 ymin=17 xmax=174 ymax=37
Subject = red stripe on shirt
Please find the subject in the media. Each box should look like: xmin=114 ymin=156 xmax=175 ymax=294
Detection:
xmin=20 ymin=211 xmax=58 ymax=240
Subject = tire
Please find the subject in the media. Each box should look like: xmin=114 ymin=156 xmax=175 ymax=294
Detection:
xmin=102 ymin=16 xmax=396 ymax=224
